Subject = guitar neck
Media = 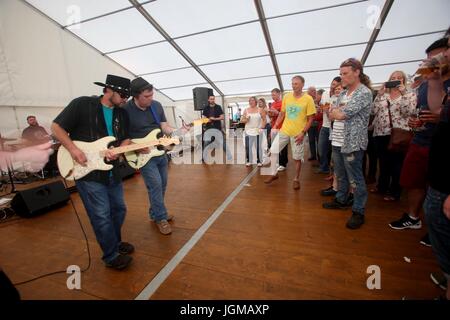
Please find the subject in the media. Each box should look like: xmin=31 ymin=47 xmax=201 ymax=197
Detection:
xmin=110 ymin=141 xmax=160 ymax=155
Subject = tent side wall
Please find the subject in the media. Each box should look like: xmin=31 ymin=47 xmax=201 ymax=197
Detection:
xmin=0 ymin=0 xmax=174 ymax=137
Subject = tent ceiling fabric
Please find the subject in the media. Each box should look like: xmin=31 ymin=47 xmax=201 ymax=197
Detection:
xmin=24 ymin=0 xmax=450 ymax=101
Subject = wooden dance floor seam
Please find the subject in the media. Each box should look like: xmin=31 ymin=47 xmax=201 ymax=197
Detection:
xmin=0 ymin=162 xmax=443 ymax=300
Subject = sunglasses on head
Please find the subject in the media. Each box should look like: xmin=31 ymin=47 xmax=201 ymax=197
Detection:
xmin=341 ymin=58 xmax=363 ymax=70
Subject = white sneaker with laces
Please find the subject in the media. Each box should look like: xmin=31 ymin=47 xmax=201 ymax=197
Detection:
xmin=277 ymin=165 xmax=286 ymax=172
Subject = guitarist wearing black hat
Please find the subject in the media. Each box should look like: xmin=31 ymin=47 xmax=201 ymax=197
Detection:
xmin=51 ymin=74 xmax=134 ymax=270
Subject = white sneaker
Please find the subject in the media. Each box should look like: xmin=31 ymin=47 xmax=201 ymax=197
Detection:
xmin=277 ymin=165 xmax=286 ymax=172
xmin=246 ymin=162 xmax=251 ymax=167
xmin=257 ymin=162 xmax=262 ymax=167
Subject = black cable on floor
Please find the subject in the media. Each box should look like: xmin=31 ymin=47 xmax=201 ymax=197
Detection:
xmin=13 ymin=179 xmax=91 ymax=286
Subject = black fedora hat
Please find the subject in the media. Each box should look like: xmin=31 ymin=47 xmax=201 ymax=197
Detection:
xmin=94 ymin=74 xmax=131 ymax=96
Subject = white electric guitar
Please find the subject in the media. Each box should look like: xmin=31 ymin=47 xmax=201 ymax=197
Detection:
xmin=124 ymin=118 xmax=210 ymax=169
xmin=57 ymin=130 xmax=179 ymax=180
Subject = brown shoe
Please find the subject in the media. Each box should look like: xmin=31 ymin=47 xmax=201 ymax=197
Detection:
xmin=156 ymin=219 xmax=172 ymax=235
xmin=150 ymin=214 xmax=174 ymax=222
xmin=293 ymin=180 xmax=300 ymax=190
xmin=264 ymin=175 xmax=279 ymax=184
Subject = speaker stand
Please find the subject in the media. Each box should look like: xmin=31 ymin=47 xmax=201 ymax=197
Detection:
xmin=7 ymin=167 xmax=17 ymax=194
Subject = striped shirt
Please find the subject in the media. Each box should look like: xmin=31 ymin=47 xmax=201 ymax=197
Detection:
xmin=330 ymin=94 xmax=349 ymax=147
xmin=331 ymin=120 xmax=345 ymax=147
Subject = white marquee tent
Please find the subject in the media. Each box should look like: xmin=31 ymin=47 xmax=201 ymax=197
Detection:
xmin=0 ymin=0 xmax=449 ymax=138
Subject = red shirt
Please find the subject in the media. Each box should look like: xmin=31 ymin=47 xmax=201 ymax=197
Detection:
xmin=270 ymin=100 xmax=282 ymax=128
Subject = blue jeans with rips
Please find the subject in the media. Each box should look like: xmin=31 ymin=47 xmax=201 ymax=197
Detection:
xmin=424 ymin=187 xmax=450 ymax=278
xmin=140 ymin=154 xmax=169 ymax=222
xmin=332 ymin=146 xmax=367 ymax=215
xmin=76 ymin=177 xmax=126 ymax=264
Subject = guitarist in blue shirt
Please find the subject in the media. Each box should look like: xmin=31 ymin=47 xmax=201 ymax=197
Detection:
xmin=52 ymin=74 xmax=134 ymax=270
xmin=124 ymin=77 xmax=188 ymax=235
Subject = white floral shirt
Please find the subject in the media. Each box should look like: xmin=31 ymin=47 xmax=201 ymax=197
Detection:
xmin=372 ymin=92 xmax=417 ymax=137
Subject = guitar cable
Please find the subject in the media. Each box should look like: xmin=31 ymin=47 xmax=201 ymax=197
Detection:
xmin=12 ymin=178 xmax=92 ymax=287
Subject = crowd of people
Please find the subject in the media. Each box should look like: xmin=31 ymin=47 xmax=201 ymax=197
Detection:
xmin=236 ymin=30 xmax=450 ymax=299
xmin=1 ymin=26 xmax=449 ymax=301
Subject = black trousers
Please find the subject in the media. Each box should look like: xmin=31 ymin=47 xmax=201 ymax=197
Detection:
xmin=279 ymin=144 xmax=288 ymax=167
xmin=374 ymin=135 xmax=405 ymax=199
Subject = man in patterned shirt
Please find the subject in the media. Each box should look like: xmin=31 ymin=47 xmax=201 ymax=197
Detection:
xmin=324 ymin=58 xmax=373 ymax=229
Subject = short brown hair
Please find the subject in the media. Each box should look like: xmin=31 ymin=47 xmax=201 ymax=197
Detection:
xmin=292 ymin=75 xmax=305 ymax=83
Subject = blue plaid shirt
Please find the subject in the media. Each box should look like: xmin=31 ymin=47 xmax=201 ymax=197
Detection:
xmin=337 ymin=84 xmax=373 ymax=154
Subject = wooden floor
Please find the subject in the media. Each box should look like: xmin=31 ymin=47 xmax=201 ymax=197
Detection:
xmin=0 ymin=156 xmax=443 ymax=300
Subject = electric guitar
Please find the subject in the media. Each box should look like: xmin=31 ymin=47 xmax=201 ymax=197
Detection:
xmin=124 ymin=128 xmax=185 ymax=169
xmin=179 ymin=117 xmax=211 ymax=128
xmin=124 ymin=119 xmax=210 ymax=170
xmin=57 ymin=131 xmax=179 ymax=180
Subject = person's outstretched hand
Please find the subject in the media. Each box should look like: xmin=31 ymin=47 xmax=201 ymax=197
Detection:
xmin=13 ymin=142 xmax=53 ymax=172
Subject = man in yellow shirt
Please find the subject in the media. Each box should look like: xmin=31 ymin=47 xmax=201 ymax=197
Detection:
xmin=264 ymin=75 xmax=316 ymax=190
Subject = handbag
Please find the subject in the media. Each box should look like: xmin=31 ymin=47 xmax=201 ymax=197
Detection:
xmin=386 ymin=100 xmax=413 ymax=153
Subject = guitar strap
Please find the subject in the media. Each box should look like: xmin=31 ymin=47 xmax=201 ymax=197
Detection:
xmin=149 ymin=102 xmax=184 ymax=139
xmin=149 ymin=103 xmax=161 ymax=126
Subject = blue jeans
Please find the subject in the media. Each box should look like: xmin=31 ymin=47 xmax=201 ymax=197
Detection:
xmin=140 ymin=154 xmax=168 ymax=222
xmin=76 ymin=177 xmax=126 ymax=264
xmin=203 ymin=128 xmax=232 ymax=159
xmin=308 ymin=125 xmax=318 ymax=159
xmin=424 ymin=187 xmax=450 ymax=277
xmin=332 ymin=146 xmax=367 ymax=215
xmin=318 ymin=127 xmax=331 ymax=172
xmin=245 ymin=134 xmax=262 ymax=163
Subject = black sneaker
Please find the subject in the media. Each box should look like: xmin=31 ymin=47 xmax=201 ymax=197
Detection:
xmin=430 ymin=272 xmax=448 ymax=291
xmin=420 ymin=233 xmax=432 ymax=247
xmin=321 ymin=186 xmax=337 ymax=196
xmin=118 ymin=242 xmax=135 ymax=255
xmin=346 ymin=212 xmax=365 ymax=229
xmin=323 ymin=198 xmax=351 ymax=210
xmin=105 ymin=254 xmax=132 ymax=270
xmin=388 ymin=213 xmax=422 ymax=230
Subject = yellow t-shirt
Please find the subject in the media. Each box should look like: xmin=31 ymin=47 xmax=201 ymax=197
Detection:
xmin=280 ymin=92 xmax=316 ymax=137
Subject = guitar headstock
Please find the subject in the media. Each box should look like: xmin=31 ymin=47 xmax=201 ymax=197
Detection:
xmin=159 ymin=136 xmax=180 ymax=146
xmin=190 ymin=118 xmax=211 ymax=126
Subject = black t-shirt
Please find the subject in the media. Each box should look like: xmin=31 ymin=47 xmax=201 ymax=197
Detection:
xmin=202 ymin=104 xmax=224 ymax=131
xmin=124 ymin=99 xmax=167 ymax=139
xmin=428 ymin=95 xmax=450 ymax=194
xmin=53 ymin=96 xmax=130 ymax=184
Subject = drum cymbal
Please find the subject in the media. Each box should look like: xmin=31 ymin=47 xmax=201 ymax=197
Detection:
xmin=3 ymin=138 xmax=26 ymax=145
xmin=0 ymin=137 xmax=17 ymax=142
